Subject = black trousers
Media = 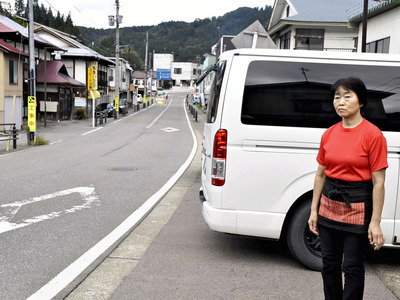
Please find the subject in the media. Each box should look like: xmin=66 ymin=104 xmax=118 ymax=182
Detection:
xmin=319 ymin=224 xmax=368 ymax=300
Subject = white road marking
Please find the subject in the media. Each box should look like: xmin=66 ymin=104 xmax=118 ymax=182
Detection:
xmin=161 ymin=127 xmax=180 ymax=132
xmin=0 ymin=187 xmax=100 ymax=234
xmin=27 ymin=97 xmax=197 ymax=300
xmin=81 ymin=127 xmax=103 ymax=136
xmin=146 ymin=99 xmax=173 ymax=129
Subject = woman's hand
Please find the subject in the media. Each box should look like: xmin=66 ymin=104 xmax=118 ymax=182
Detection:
xmin=368 ymin=221 xmax=385 ymax=250
xmin=370 ymin=169 xmax=386 ymax=251
xmin=308 ymin=210 xmax=319 ymax=236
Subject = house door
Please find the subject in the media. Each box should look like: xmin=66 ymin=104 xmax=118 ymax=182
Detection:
xmin=5 ymin=96 xmax=22 ymax=130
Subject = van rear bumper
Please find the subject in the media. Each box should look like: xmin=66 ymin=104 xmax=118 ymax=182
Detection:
xmin=199 ymin=189 xmax=284 ymax=239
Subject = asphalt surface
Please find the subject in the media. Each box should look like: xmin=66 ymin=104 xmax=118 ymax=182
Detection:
xmin=68 ymin=106 xmax=399 ymax=299
xmin=2 ymin=97 xmax=400 ymax=300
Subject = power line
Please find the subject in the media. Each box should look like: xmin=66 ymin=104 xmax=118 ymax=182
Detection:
xmin=42 ymin=0 xmax=99 ymax=27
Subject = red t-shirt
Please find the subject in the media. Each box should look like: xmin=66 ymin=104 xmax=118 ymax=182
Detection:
xmin=317 ymin=119 xmax=388 ymax=182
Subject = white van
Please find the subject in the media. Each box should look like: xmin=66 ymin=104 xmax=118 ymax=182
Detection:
xmin=198 ymin=49 xmax=400 ymax=271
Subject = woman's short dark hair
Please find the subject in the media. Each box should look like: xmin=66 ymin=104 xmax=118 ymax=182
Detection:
xmin=331 ymin=76 xmax=367 ymax=114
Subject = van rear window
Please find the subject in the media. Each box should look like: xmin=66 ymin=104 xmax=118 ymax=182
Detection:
xmin=241 ymin=60 xmax=400 ymax=131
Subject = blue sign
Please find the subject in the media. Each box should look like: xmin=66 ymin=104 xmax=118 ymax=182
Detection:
xmin=157 ymin=69 xmax=171 ymax=80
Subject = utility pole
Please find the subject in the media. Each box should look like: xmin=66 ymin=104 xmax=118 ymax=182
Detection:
xmin=27 ymin=0 xmax=36 ymax=144
xmin=144 ymin=31 xmax=148 ymax=107
xmin=115 ymin=0 xmax=120 ymax=119
xmin=28 ymin=0 xmax=35 ymax=97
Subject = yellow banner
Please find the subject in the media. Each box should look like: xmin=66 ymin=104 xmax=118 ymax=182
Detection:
xmin=87 ymin=68 xmax=94 ymax=91
xmin=115 ymin=96 xmax=119 ymax=111
xmin=28 ymin=96 xmax=36 ymax=132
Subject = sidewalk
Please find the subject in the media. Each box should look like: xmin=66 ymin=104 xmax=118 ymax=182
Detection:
xmin=0 ymin=106 xmax=143 ymax=156
xmin=0 ymin=118 xmax=93 ymax=156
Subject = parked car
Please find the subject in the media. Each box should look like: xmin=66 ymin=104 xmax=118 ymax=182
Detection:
xmin=118 ymin=98 xmax=128 ymax=115
xmin=95 ymin=103 xmax=115 ymax=117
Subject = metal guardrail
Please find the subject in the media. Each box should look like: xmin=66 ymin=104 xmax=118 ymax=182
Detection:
xmin=0 ymin=123 xmax=18 ymax=150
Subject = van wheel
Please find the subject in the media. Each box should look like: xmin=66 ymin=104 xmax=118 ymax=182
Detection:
xmin=286 ymin=199 xmax=322 ymax=271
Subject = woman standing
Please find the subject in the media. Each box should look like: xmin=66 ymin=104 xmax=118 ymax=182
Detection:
xmin=308 ymin=77 xmax=388 ymax=300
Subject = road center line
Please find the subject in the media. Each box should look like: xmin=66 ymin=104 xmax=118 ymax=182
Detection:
xmin=27 ymin=97 xmax=197 ymax=300
xmin=146 ymin=99 xmax=173 ymax=129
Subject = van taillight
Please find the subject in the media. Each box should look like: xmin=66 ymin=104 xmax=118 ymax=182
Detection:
xmin=212 ymin=129 xmax=227 ymax=186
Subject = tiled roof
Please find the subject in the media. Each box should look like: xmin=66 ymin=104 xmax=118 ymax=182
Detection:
xmin=35 ymin=25 xmax=115 ymax=65
xmin=0 ymin=14 xmax=54 ymax=46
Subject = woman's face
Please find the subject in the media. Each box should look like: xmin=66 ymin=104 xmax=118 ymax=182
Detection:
xmin=333 ymin=86 xmax=363 ymax=119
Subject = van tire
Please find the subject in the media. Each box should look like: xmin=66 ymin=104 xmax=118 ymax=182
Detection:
xmin=286 ymin=199 xmax=323 ymax=271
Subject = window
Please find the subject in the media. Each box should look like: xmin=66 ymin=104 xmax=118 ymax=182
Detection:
xmin=295 ymin=29 xmax=324 ymax=50
xmin=241 ymin=60 xmax=400 ymax=131
xmin=280 ymin=31 xmax=291 ymax=49
xmin=174 ymin=68 xmax=182 ymax=75
xmin=206 ymin=61 xmax=226 ymax=123
xmin=193 ymin=69 xmax=197 ymax=75
xmin=109 ymin=69 xmax=114 ymax=81
xmin=366 ymin=37 xmax=390 ymax=53
xmin=9 ymin=60 xmax=18 ymax=84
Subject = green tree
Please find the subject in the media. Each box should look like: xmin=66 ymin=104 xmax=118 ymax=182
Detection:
xmin=14 ymin=0 xmax=24 ymax=17
xmin=121 ymin=48 xmax=143 ymax=71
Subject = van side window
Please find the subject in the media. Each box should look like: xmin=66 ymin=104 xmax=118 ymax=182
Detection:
xmin=206 ymin=61 xmax=226 ymax=123
xmin=241 ymin=61 xmax=400 ymax=131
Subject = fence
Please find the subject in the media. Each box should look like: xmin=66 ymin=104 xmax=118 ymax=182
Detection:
xmin=0 ymin=123 xmax=18 ymax=150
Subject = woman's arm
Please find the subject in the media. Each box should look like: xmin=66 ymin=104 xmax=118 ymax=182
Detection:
xmin=308 ymin=164 xmax=326 ymax=236
xmin=369 ymin=168 xmax=386 ymax=250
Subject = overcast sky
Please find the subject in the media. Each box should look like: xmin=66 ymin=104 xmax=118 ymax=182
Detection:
xmin=8 ymin=0 xmax=274 ymax=29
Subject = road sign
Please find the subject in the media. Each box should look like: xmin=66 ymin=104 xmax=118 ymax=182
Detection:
xmin=87 ymin=67 xmax=94 ymax=91
xmin=157 ymin=68 xmax=171 ymax=80
xmin=115 ymin=96 xmax=119 ymax=111
xmin=28 ymin=96 xmax=36 ymax=132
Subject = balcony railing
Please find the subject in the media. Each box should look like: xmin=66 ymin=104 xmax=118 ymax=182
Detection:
xmin=294 ymin=46 xmax=357 ymax=52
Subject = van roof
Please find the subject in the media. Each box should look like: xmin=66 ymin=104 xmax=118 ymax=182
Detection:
xmin=220 ymin=49 xmax=400 ymax=64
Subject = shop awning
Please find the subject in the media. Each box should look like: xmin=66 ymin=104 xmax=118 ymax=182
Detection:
xmin=36 ymin=60 xmax=85 ymax=87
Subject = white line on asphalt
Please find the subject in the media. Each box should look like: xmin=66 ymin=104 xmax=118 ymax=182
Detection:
xmin=146 ymin=99 xmax=173 ymax=129
xmin=27 ymin=97 xmax=197 ymax=300
xmin=0 ymin=187 xmax=100 ymax=234
xmin=81 ymin=127 xmax=103 ymax=136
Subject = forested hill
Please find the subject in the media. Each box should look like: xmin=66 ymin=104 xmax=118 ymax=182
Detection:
xmin=78 ymin=6 xmax=272 ymax=69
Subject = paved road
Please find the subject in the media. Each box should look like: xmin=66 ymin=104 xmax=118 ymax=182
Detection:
xmin=0 ymin=92 xmax=195 ymax=300
xmin=67 ymin=103 xmax=400 ymax=300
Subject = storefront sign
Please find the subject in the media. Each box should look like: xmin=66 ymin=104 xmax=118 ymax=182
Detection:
xmin=87 ymin=68 xmax=94 ymax=91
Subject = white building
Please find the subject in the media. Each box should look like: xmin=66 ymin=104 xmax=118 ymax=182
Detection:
xmin=153 ymin=53 xmax=202 ymax=88
xmin=107 ymin=57 xmax=133 ymax=104
xmin=268 ymin=0 xmax=360 ymax=51
xmin=348 ymin=0 xmax=400 ymax=53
